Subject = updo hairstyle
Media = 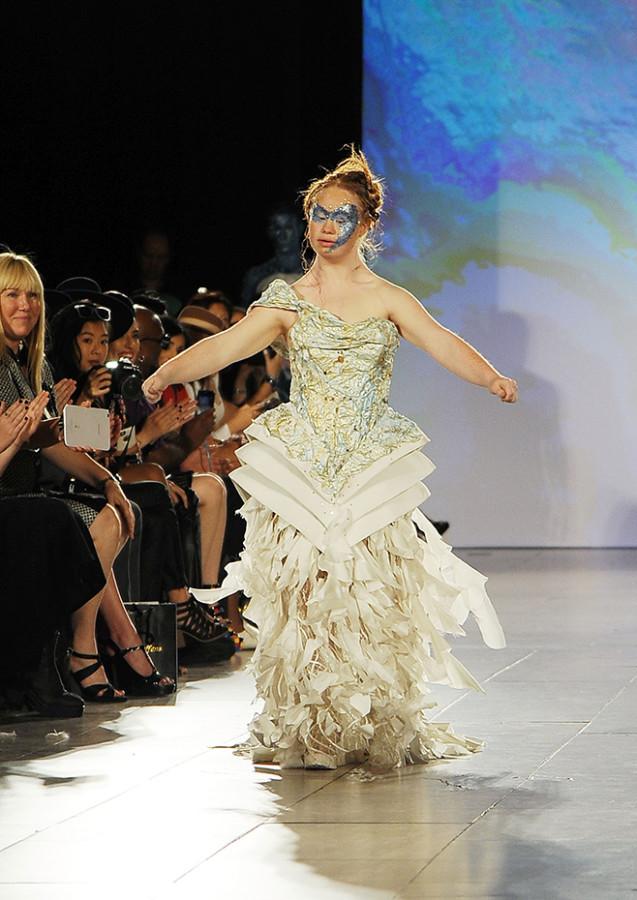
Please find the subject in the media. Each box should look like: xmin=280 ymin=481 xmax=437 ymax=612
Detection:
xmin=301 ymin=146 xmax=385 ymax=261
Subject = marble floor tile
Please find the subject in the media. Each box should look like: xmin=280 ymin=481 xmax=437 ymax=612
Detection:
xmin=397 ymin=836 xmax=636 ymax=898
xmin=0 ymin=549 xmax=635 ymax=899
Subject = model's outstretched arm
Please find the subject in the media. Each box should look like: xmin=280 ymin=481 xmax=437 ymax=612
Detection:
xmin=388 ymin=287 xmax=518 ymax=403
xmin=143 ymin=307 xmax=290 ymax=403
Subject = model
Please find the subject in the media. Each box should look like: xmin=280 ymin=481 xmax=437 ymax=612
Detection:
xmin=143 ymin=148 xmax=518 ymax=769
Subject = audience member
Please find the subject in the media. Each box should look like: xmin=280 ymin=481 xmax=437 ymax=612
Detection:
xmin=0 ymin=252 xmax=176 ymax=701
xmin=240 ymin=202 xmax=304 ymax=305
xmin=134 ymin=228 xmax=181 ymax=316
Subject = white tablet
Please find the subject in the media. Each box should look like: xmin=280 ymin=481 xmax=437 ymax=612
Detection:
xmin=63 ymin=405 xmax=111 ymax=452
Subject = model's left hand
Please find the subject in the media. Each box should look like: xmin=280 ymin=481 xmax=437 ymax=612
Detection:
xmin=488 ymin=376 xmax=518 ymax=403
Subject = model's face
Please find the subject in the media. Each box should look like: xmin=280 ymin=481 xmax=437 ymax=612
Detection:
xmin=308 ymin=186 xmax=364 ymax=257
xmin=158 ymin=333 xmax=186 ymax=366
xmin=0 ymin=287 xmax=41 ymax=346
xmin=108 ymin=320 xmax=141 ymax=363
xmin=75 ymin=321 xmax=109 ymax=372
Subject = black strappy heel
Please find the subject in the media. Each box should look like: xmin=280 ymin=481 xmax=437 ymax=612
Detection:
xmin=175 ymin=594 xmax=235 ymax=644
xmin=64 ymin=649 xmax=127 ymax=703
xmin=101 ymin=638 xmax=175 ymax=697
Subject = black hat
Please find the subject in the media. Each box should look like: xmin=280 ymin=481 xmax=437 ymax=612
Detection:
xmin=102 ymin=290 xmax=135 ymax=342
xmin=131 ymin=289 xmax=167 ymax=317
xmin=44 ymin=289 xmax=73 ymax=318
xmin=56 ymin=276 xmax=105 ymax=304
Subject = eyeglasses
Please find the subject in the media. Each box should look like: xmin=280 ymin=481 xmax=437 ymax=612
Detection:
xmin=73 ymin=303 xmax=111 ymax=322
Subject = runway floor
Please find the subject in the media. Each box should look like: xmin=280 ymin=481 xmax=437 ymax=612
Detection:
xmin=0 ymin=548 xmax=636 ymax=899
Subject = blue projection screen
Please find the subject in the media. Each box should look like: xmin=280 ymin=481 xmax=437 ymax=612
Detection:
xmin=364 ymin=0 xmax=637 ymax=547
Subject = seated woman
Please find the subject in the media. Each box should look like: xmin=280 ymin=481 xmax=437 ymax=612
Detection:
xmin=126 ymin=304 xmax=232 ymax=598
xmin=173 ymin=305 xmax=271 ymax=640
xmin=0 ymin=397 xmax=106 ymax=716
xmin=48 ymin=291 xmax=235 ymax=659
xmin=0 ymin=251 xmax=174 ymax=700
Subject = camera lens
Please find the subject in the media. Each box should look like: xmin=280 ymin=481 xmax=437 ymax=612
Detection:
xmin=105 ymin=359 xmax=143 ymax=401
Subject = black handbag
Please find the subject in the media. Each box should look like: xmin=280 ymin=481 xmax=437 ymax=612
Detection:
xmin=122 ymin=602 xmax=178 ymax=686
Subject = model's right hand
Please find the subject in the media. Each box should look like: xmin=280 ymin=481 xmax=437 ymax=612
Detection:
xmin=142 ymin=374 xmax=164 ymax=404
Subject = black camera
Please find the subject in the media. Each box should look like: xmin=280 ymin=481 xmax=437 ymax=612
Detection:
xmin=104 ymin=358 xmax=143 ymax=400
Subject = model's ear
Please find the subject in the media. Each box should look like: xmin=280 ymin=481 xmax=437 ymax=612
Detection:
xmin=357 ymin=217 xmax=371 ymax=239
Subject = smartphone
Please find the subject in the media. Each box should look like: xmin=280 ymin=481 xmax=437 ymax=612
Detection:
xmin=197 ymin=389 xmax=215 ymax=411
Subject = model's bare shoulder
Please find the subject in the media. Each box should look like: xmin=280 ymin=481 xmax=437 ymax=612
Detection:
xmin=247 ymin=302 xmax=297 ymax=331
xmin=374 ymin=278 xmax=422 ymax=318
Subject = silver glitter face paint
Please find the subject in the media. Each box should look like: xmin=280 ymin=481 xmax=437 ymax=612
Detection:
xmin=311 ymin=203 xmax=360 ymax=251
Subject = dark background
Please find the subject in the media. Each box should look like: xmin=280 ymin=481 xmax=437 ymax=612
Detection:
xmin=2 ymin=4 xmax=362 ymax=300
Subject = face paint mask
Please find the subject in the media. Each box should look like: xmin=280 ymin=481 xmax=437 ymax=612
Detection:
xmin=310 ymin=203 xmax=360 ymax=251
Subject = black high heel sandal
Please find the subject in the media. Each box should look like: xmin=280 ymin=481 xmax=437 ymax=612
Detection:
xmin=101 ymin=638 xmax=176 ymax=697
xmin=64 ymin=649 xmax=127 ymax=703
xmin=175 ymin=594 xmax=235 ymax=644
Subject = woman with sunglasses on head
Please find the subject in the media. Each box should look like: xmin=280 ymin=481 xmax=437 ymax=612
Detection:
xmin=143 ymin=147 xmax=518 ymax=771
xmin=48 ymin=300 xmax=113 ymax=406
xmin=0 ymin=251 xmax=175 ymax=701
xmin=49 ymin=294 xmax=235 ymax=661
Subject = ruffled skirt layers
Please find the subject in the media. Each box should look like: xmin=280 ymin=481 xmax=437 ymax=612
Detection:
xmin=212 ymin=420 xmax=506 ymax=770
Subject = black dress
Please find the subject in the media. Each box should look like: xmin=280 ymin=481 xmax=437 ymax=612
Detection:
xmin=0 ymin=497 xmax=106 ymax=684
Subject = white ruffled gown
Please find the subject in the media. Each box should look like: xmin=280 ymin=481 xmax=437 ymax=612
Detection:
xmin=213 ymin=278 xmax=506 ymax=770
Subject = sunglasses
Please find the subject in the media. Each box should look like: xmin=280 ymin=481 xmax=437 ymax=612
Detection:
xmin=73 ymin=303 xmax=111 ymax=322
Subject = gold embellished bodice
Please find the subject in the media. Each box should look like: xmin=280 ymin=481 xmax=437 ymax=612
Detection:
xmin=250 ymin=279 xmax=426 ymax=499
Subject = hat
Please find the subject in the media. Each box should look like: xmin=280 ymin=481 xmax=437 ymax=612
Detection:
xmin=44 ymin=289 xmax=73 ymax=319
xmin=177 ymin=306 xmax=224 ymax=335
xmin=102 ymin=290 xmax=135 ymax=342
xmin=56 ymin=276 xmax=105 ymax=304
xmin=131 ymin=289 xmax=167 ymax=317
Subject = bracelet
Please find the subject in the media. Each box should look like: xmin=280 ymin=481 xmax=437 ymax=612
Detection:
xmin=98 ymin=472 xmax=122 ymax=493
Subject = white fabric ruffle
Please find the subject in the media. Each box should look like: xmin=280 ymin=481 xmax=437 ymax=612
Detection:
xmin=208 ymin=425 xmax=505 ymax=771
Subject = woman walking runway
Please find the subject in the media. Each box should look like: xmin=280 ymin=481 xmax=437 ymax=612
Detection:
xmin=143 ymin=148 xmax=518 ymax=769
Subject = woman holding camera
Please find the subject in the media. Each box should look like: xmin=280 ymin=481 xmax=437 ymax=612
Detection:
xmin=48 ymin=294 xmax=235 ymax=658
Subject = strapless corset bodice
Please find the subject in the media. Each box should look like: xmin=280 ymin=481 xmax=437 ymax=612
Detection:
xmin=249 ymin=278 xmax=426 ymax=499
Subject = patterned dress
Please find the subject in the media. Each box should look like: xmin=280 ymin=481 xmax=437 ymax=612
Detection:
xmin=213 ymin=278 xmax=506 ymax=769
xmin=0 ymin=350 xmax=101 ymax=527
